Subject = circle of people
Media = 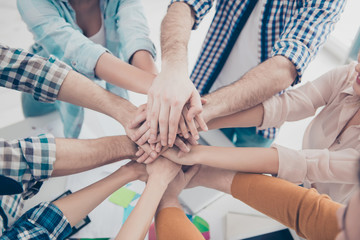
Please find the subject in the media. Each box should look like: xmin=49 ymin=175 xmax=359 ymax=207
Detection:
xmin=0 ymin=0 xmax=358 ymax=239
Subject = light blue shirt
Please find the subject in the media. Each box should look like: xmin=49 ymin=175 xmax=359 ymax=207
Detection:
xmin=17 ymin=0 xmax=156 ymax=137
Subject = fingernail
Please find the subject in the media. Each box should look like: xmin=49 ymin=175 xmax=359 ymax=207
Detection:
xmin=147 ymin=121 xmax=151 ymax=126
xmin=150 ymin=151 xmax=157 ymax=159
xmin=195 ymin=135 xmax=200 ymax=140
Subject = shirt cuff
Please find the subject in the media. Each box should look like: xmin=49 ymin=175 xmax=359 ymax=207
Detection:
xmin=18 ymin=134 xmax=56 ymax=199
xmin=170 ymin=0 xmax=212 ymax=29
xmin=123 ymin=38 xmax=157 ymax=63
xmin=21 ymin=202 xmax=71 ymax=239
xmin=34 ymin=56 xmax=71 ymax=103
xmin=259 ymin=97 xmax=284 ymax=130
xmin=70 ymin=43 xmax=107 ymax=79
xmin=272 ymin=144 xmax=307 ymax=185
xmin=271 ymin=40 xmax=312 ymax=85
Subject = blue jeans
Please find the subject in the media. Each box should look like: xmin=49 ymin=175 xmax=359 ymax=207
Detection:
xmin=221 ymin=127 xmax=273 ymax=147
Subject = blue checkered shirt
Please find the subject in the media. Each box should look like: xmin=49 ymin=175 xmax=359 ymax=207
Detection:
xmin=1 ymin=202 xmax=71 ymax=240
xmin=0 ymin=45 xmax=70 ymax=233
xmin=170 ymin=0 xmax=346 ymax=139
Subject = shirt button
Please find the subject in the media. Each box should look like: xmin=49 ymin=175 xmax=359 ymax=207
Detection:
xmin=72 ymin=61 xmax=77 ymax=67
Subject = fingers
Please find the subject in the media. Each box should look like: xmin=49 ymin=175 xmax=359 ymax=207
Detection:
xmin=187 ymin=90 xmax=203 ymax=120
xmin=179 ymin=113 xmax=189 ymax=139
xmin=159 ymin=102 xmax=170 ymax=147
xmin=149 ymin=97 xmax=160 ymax=143
xmin=174 ymin=137 xmax=190 ymax=153
xmin=195 ymin=114 xmax=208 ymax=132
xmin=132 ymin=123 xmax=150 ymax=143
xmin=156 ymin=142 xmax=162 ymax=153
xmin=183 ymin=106 xmax=199 ymax=140
xmin=136 ymin=128 xmax=152 ymax=146
xmin=129 ymin=109 xmax=147 ymax=129
xmin=168 ymin=102 xmax=182 ymax=147
xmin=135 ymin=148 xmax=145 ymax=157
xmin=137 ymin=144 xmax=157 ymax=163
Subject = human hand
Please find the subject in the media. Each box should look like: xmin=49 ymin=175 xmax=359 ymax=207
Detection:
xmin=146 ymin=69 xmax=204 ymax=148
xmin=146 ymin=156 xmax=181 ymax=186
xmin=123 ymin=104 xmax=158 ymax=161
xmin=120 ymin=161 xmax=148 ymax=182
xmin=161 ymin=144 xmax=203 ymax=165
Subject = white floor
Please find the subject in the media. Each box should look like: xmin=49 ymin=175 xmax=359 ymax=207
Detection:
xmin=0 ymin=0 xmax=352 ymax=239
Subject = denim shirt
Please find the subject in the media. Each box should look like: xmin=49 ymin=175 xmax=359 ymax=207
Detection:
xmin=17 ymin=0 xmax=156 ymax=137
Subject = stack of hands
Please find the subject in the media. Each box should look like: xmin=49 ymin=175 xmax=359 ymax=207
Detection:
xmin=124 ymin=96 xmax=208 ymax=164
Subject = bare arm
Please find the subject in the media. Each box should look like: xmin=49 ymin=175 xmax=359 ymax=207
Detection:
xmin=53 ymin=162 xmax=146 ymax=226
xmin=130 ymin=50 xmax=158 ymax=75
xmin=163 ymin=145 xmax=279 ymax=175
xmin=116 ymin=157 xmax=181 ymax=240
xmin=52 ymin=136 xmax=137 ymax=176
xmin=205 ymin=103 xmax=264 ymax=130
xmin=204 ymin=56 xmax=296 ymax=121
xmin=95 ymin=52 xmax=155 ymax=94
xmin=146 ymin=2 xmax=204 ymax=147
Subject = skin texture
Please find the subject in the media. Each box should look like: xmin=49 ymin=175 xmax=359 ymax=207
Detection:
xmin=115 ymin=157 xmax=181 ymax=240
xmin=53 ymin=162 xmax=147 ymax=227
xmin=146 ymin=2 xmax=205 ymax=147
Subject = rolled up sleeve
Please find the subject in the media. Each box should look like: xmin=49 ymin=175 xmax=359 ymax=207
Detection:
xmin=0 ymin=134 xmax=56 ymax=199
xmin=0 ymin=45 xmax=70 ymax=102
xmin=1 ymin=202 xmax=71 ymax=240
xmin=272 ymin=0 xmax=346 ymax=83
xmin=170 ymin=0 xmax=214 ymax=29
xmin=17 ymin=0 xmax=107 ymax=79
xmin=113 ymin=0 xmax=156 ymax=63
xmin=274 ymin=144 xmax=360 ymax=185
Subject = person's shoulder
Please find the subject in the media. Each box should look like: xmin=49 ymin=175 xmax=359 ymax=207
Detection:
xmin=334 ymin=62 xmax=357 ymax=89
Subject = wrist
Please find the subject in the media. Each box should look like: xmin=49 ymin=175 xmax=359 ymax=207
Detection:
xmin=157 ymin=197 xmax=181 ymax=213
xmin=160 ymin=61 xmax=188 ymax=76
xmin=147 ymin=174 xmax=171 ymax=189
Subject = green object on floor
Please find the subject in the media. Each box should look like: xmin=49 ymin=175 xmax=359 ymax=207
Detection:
xmin=109 ymin=187 xmax=137 ymax=208
xmin=192 ymin=216 xmax=209 ymax=233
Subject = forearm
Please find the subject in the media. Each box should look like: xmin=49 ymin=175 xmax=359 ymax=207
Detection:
xmin=53 ymin=168 xmax=135 ymax=226
xmin=205 ymin=103 xmax=264 ymax=129
xmin=116 ymin=177 xmax=168 ymax=240
xmin=57 ymin=69 xmax=137 ymax=125
xmin=204 ymin=56 xmax=296 ymax=120
xmin=160 ymin=2 xmax=194 ymax=71
xmin=52 ymin=136 xmax=137 ymax=176
xmin=95 ymin=52 xmax=155 ymax=94
xmin=130 ymin=50 xmax=158 ymax=75
xmin=193 ymin=145 xmax=279 ymax=174
xmin=231 ymin=173 xmax=341 ymax=240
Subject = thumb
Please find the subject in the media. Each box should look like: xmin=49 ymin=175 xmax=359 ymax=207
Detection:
xmin=187 ymin=90 xmax=203 ymax=121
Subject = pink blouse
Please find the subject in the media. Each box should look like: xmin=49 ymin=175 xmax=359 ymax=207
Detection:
xmin=260 ymin=62 xmax=360 ymax=203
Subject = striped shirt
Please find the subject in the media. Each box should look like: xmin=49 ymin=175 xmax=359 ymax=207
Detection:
xmin=170 ymin=0 xmax=346 ymax=138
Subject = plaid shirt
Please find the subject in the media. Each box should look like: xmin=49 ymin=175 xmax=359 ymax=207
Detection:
xmin=0 ymin=45 xmax=70 ymax=102
xmin=0 ymin=45 xmax=70 ymax=233
xmin=170 ymin=0 xmax=346 ymax=139
xmin=1 ymin=202 xmax=72 ymax=240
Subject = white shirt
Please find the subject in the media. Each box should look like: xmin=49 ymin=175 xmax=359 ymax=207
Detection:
xmin=89 ymin=17 xmax=106 ymax=47
xmin=209 ymin=0 xmax=265 ymax=93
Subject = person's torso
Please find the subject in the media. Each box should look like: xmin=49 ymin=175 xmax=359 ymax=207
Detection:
xmin=302 ymin=64 xmax=360 ymax=203
xmin=191 ymin=0 xmax=300 ymax=94
xmin=29 ymin=0 xmax=127 ymax=66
